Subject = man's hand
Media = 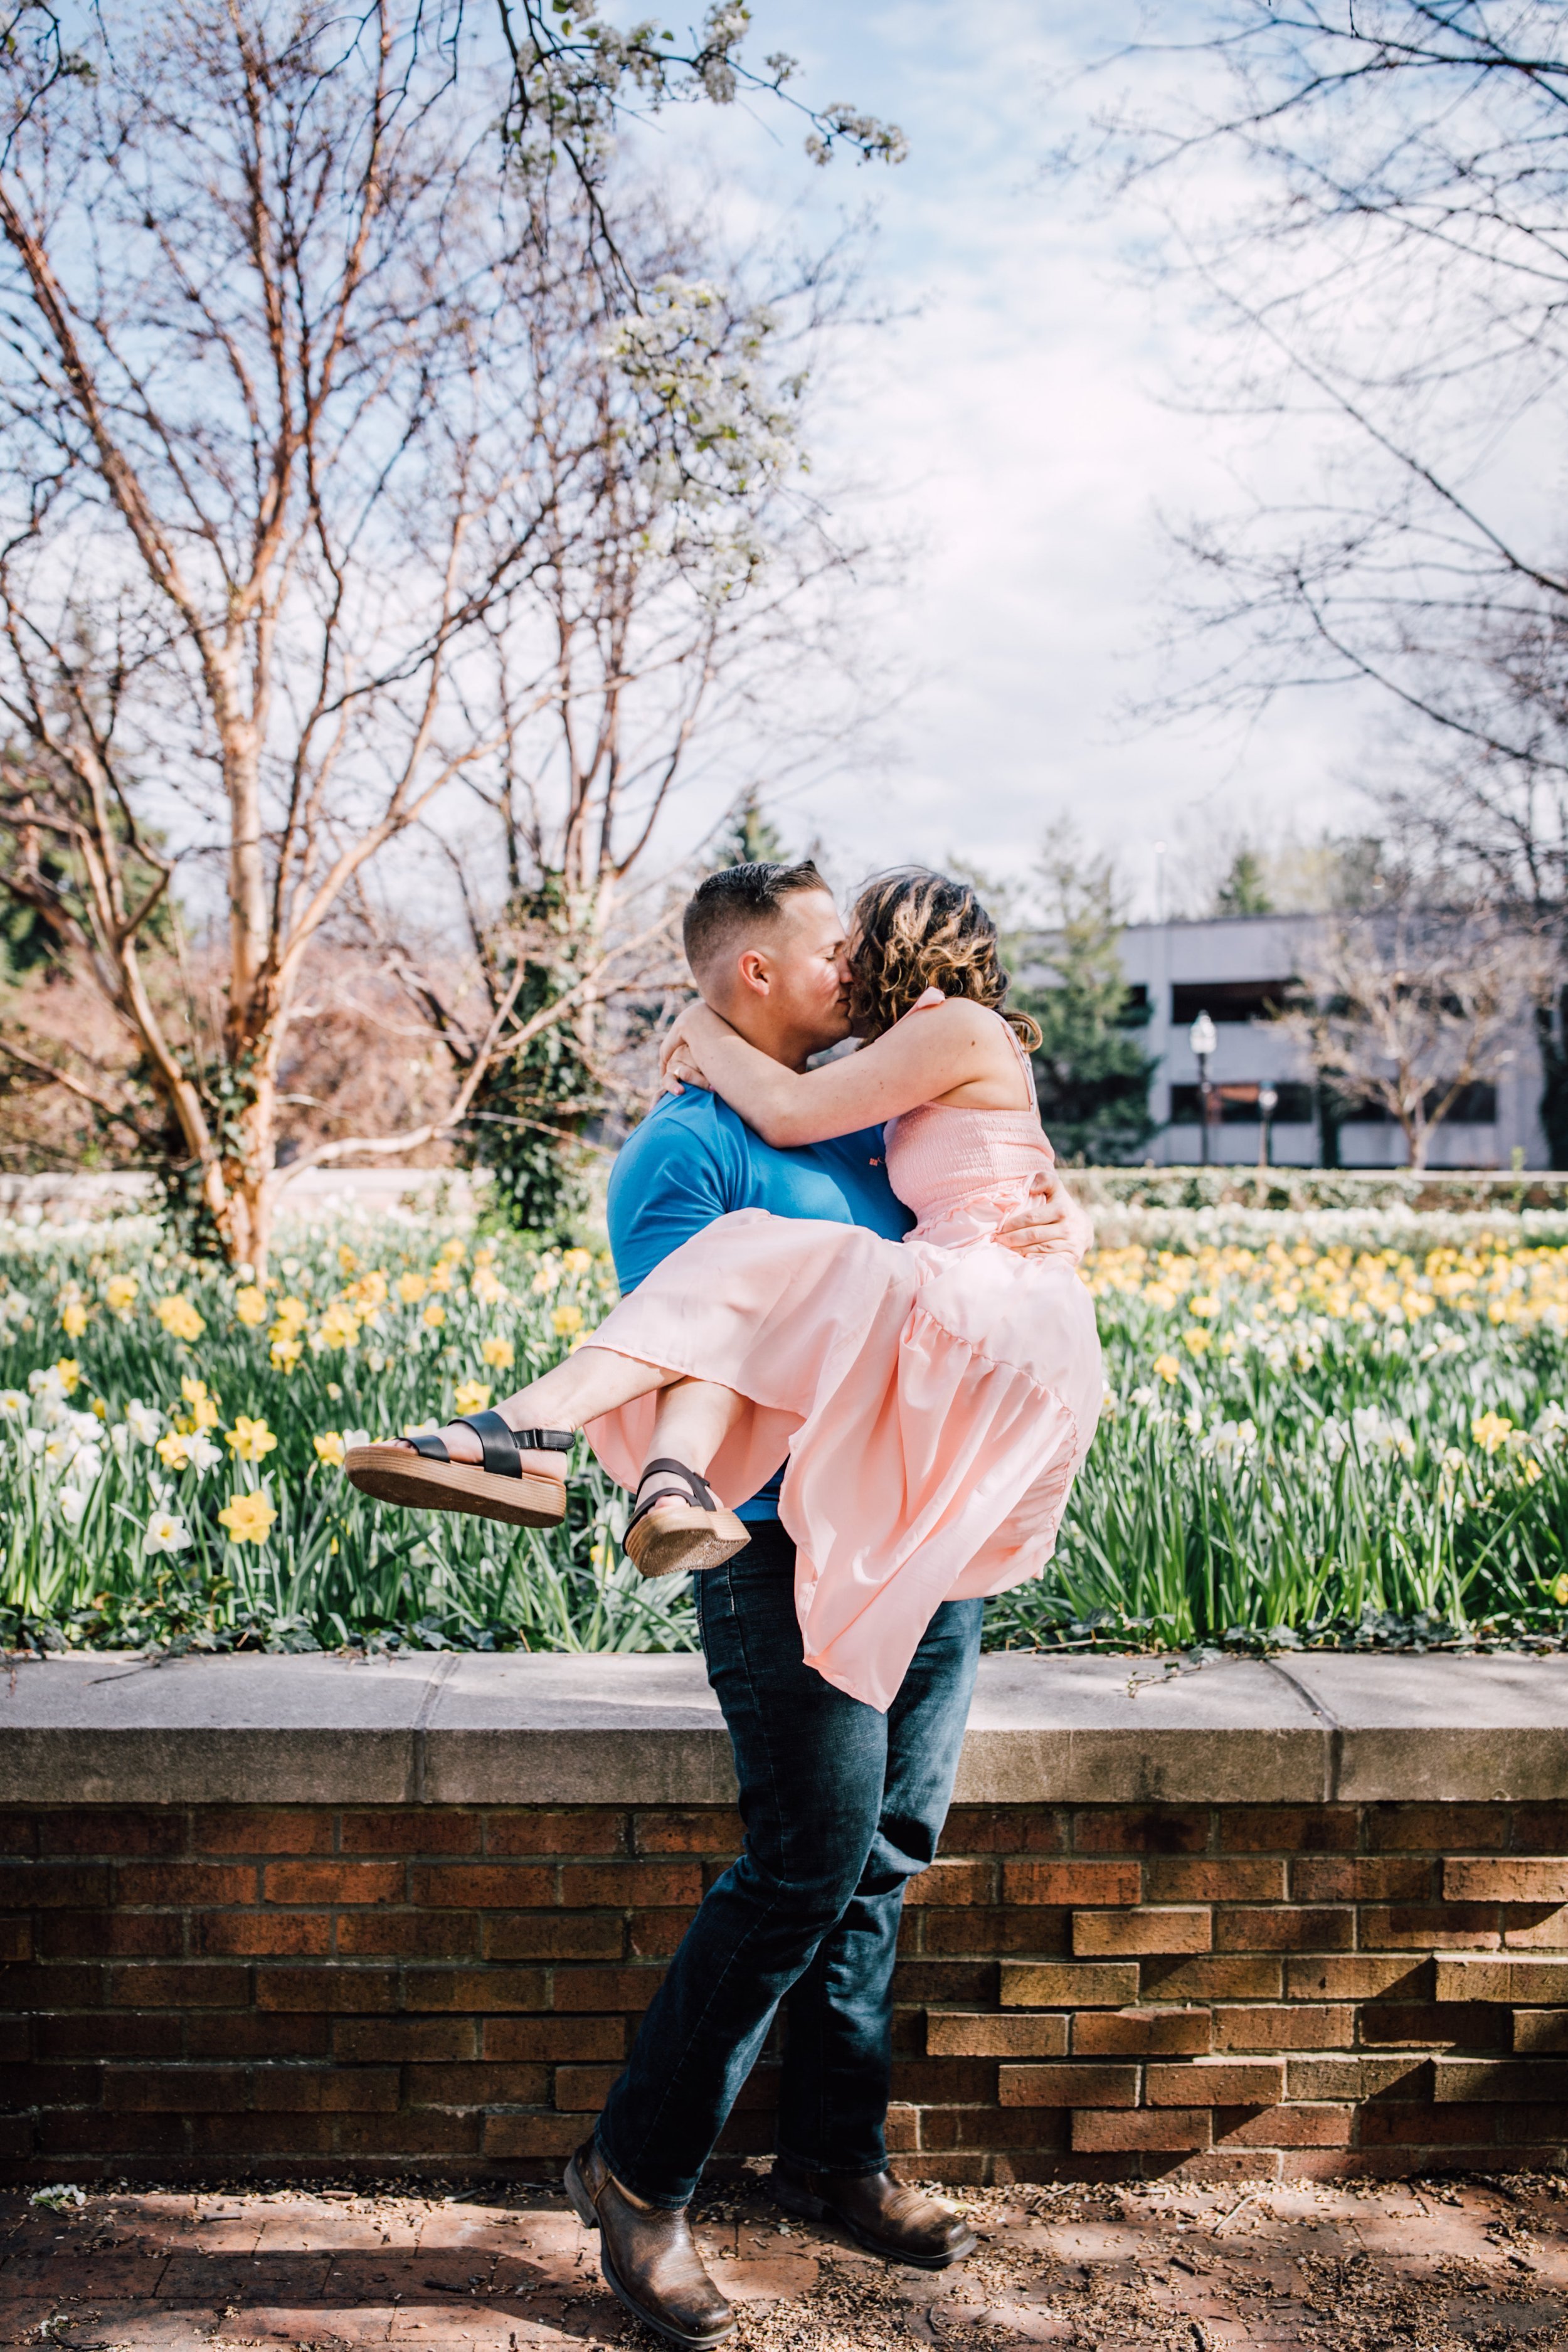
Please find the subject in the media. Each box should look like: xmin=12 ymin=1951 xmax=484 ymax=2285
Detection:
xmin=994 ymin=1169 xmax=1093 ymax=1266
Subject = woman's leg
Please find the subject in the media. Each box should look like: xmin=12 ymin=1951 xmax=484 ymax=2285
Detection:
xmin=635 ymin=1379 xmax=750 ymax=1515
xmin=426 ymin=1351 xmax=745 ymax=1506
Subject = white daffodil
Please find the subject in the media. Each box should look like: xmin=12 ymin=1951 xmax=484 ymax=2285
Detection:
xmin=0 ymin=1389 xmax=26 ymax=1421
xmin=57 ymin=1486 xmax=87 ymax=1527
xmin=27 ymin=1364 xmax=65 ymax=1399
xmin=40 ymin=1428 xmax=78 ymax=1474
xmin=342 ymin=1428 xmax=371 ymax=1453
xmin=181 ymin=1432 xmax=223 ymax=1474
xmin=143 ymin=1510 xmax=191 ymax=1556
xmin=124 ymin=1399 xmax=162 ymax=1445
xmin=65 ymin=1446 xmax=103 ymax=1490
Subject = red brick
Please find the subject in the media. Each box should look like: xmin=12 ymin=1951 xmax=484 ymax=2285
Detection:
xmin=186 ymin=2014 xmax=330 ymax=2058
xmin=1214 ymin=1907 xmax=1353 ymax=1953
xmin=1072 ymin=2109 xmax=1210 ymax=2151
xmin=1511 ymin=1806 xmax=1568 ymax=1849
xmin=484 ymin=2112 xmax=590 ymax=2158
xmin=333 ymin=2016 xmax=477 ymax=2062
xmin=999 ymin=2063 xmax=1136 ymax=2108
xmin=38 ymin=1912 xmax=183 ymax=1959
xmin=1004 ymin=1862 xmax=1140 ymax=1907
xmin=262 ymin=1861 xmax=403 ymax=1905
xmin=1138 ymin=1956 xmax=1281 ymax=2002
xmin=412 ymin=1865 xmax=554 ymax=1908
xmin=251 ymin=2066 xmax=400 ymax=2112
xmin=629 ymin=1811 xmax=738 ymax=1856
xmin=918 ymin=1909 xmax=1069 ymax=1957
xmin=0 ymin=1919 xmax=28 ymax=1963
xmin=1074 ymin=1909 xmax=1210 ymax=1956
xmin=554 ymin=2062 xmax=622 ymax=2109
xmin=1146 ymin=2059 xmax=1283 ymax=2106
xmin=891 ymin=2057 xmax=998 ymax=2106
xmin=904 ymin=1860 xmax=997 ymax=1907
xmin=920 ymin=2105 xmax=1071 ymax=2151
xmin=940 ymin=1808 xmax=1066 ymax=1855
xmin=1358 ymin=2100 xmax=1498 ymax=2146
xmin=1501 ymin=1909 xmax=1568 ymax=1950
xmin=0 ymin=1864 xmax=109 ymax=1907
xmin=39 ymin=1811 xmax=184 ymax=1856
xmin=191 ymin=1809 xmax=335 ymax=1854
xmin=1073 ymin=2008 xmax=1210 ymax=2057
xmin=400 ymin=1968 xmax=546 ymax=2013
xmin=0 ymin=2060 xmax=102 ymax=2108
xmin=1286 ymin=1956 xmax=1429 ymax=2001
xmin=36 ymin=2109 xmax=189 ymax=2158
xmin=1359 ymin=1904 xmax=1498 ymax=1949
xmin=1291 ymin=1857 xmax=1433 ymax=1903
xmin=0 ymin=1817 xmax=36 ymax=1855
xmin=1219 ymin=1808 xmax=1356 ymax=1853
xmin=1446 ymin=1857 xmax=1568 ymax=1903
xmin=1433 ymin=2058 xmax=1568 ymax=2102
xmin=999 ymin=1960 xmax=1137 ymax=2007
xmin=628 ymin=1911 xmax=689 ymax=1959
xmin=1513 ymin=2010 xmax=1568 ymax=2053
xmin=0 ymin=1962 xmax=103 ymax=2009
xmin=194 ymin=1912 xmax=330 ymax=1957
xmin=891 ymin=1961 xmax=996 ymax=2005
xmin=189 ymin=2112 xmax=336 ymax=2155
xmin=558 ymin=1862 xmax=702 ymax=1909
xmin=1217 ymin=2103 xmax=1352 ymax=2146
xmin=256 ymin=1966 xmax=396 ymax=2011
xmin=341 ymin=1811 xmax=481 ymax=1855
xmin=1211 ymin=2004 xmax=1353 ymax=2051
xmin=926 ymin=2011 xmax=1069 ymax=2058
xmin=484 ymin=2015 xmax=625 ymax=2062
xmin=1145 ymin=1858 xmax=1283 ymax=1903
xmin=114 ymin=1860 xmax=255 ymax=1907
xmin=36 ymin=2013 xmax=180 ymax=2060
xmin=550 ymin=1966 xmax=672 ymax=2013
xmin=1073 ymin=1808 xmax=1210 ymax=1855
xmin=105 ymin=2065 xmax=248 ymax=2112
xmin=1366 ymin=1804 xmax=1509 ymax=1851
xmin=109 ymin=1964 xmax=247 ymax=2008
xmin=339 ymin=1911 xmax=479 ymax=1959
xmin=405 ymin=2062 xmax=551 ymax=2105
xmin=339 ymin=2110 xmax=485 ymax=2156
xmin=1359 ymin=2003 xmax=1509 ymax=2049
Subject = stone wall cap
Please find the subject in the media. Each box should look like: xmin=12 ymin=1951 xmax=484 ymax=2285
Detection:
xmin=3 ymin=1650 xmax=1566 ymax=1807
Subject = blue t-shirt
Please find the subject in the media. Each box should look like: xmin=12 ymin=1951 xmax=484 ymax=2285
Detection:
xmin=605 ymin=1088 xmax=914 ymax=1517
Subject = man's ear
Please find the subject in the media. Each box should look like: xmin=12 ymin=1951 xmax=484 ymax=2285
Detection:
xmin=734 ymin=945 xmax=771 ymax=999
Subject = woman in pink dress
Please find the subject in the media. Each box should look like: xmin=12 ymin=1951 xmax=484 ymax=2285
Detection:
xmin=350 ymin=870 xmax=1102 ymax=1712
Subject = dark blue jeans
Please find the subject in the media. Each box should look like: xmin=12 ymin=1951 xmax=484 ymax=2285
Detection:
xmin=594 ymin=1518 xmax=983 ymax=2206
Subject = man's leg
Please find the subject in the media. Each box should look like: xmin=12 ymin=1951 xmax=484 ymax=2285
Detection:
xmin=593 ymin=1520 xmax=893 ymax=2208
xmin=774 ymin=1595 xmax=984 ymax=2176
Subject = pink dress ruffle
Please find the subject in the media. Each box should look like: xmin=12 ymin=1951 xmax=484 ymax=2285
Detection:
xmin=583 ymin=993 xmax=1103 ymax=1712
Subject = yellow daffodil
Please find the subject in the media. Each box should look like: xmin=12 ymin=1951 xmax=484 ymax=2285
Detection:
xmin=397 ymin=1271 xmax=427 ymax=1305
xmin=218 ymin=1490 xmax=277 ymax=1545
xmin=338 ymin=1244 xmax=359 ymax=1274
xmin=422 ymin=1300 xmax=447 ymax=1329
xmin=454 ymin=1380 xmax=492 ymax=1416
xmin=1152 ymin=1353 xmax=1180 ymax=1384
xmin=103 ymin=1273 xmax=139 ymax=1316
xmin=60 ymin=1299 xmax=88 ymax=1340
xmin=480 ymin=1335 xmax=514 ymax=1370
xmin=315 ymin=1301 xmax=361 ymax=1351
xmin=54 ymin=1358 xmax=81 ymax=1395
xmin=313 ymin=1431 xmax=346 ymax=1468
xmin=552 ymin=1303 xmax=584 ymax=1337
xmin=1471 ymin=1411 xmax=1513 ymax=1456
xmin=234 ymin=1285 xmax=268 ymax=1327
xmin=155 ymin=1295 xmax=205 ymax=1343
xmin=226 ymin=1415 xmax=278 ymax=1463
xmin=563 ymin=1248 xmax=592 ymax=1275
xmin=1182 ymin=1327 xmax=1212 ymax=1356
xmin=439 ymin=1237 xmax=466 ymax=1264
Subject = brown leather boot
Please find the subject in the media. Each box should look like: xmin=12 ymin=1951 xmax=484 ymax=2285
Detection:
xmin=564 ymin=2136 xmax=736 ymax=2348
xmin=769 ymin=2159 xmax=977 ymax=2269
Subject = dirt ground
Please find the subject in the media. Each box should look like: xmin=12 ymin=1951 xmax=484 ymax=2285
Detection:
xmin=5 ymin=2169 xmax=1568 ymax=2349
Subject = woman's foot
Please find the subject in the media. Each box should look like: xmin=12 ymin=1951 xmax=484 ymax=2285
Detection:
xmin=347 ymin=1410 xmax=571 ymax=1530
xmin=623 ymin=1459 xmax=750 ymax=1578
xmin=411 ymin=1419 xmax=566 ymax=1484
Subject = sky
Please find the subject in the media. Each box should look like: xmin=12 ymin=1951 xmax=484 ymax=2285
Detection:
xmin=643 ymin=0 xmax=1377 ymax=918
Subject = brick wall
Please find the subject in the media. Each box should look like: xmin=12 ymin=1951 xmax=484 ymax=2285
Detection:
xmin=6 ymin=1799 xmax=1568 ymax=2185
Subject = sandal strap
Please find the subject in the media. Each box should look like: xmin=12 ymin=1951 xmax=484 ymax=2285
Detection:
xmin=626 ymin=1457 xmax=720 ymax=1536
xmin=454 ymin=1410 xmax=573 ymax=1478
xmin=408 ymin=1433 xmax=451 ymax=1462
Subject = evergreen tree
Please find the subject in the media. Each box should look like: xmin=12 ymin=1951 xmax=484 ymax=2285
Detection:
xmin=1215 ymin=847 xmax=1274 ymax=916
xmin=715 ymin=787 xmax=787 ymax=868
xmin=464 ymin=886 xmax=599 ymax=1241
xmin=1015 ymin=852 xmax=1157 ymax=1165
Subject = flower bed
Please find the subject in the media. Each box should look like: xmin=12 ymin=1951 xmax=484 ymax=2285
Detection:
xmin=1 ymin=1212 xmax=1565 ymax=1656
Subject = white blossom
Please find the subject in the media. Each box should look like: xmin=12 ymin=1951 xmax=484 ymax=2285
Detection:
xmin=143 ymin=1511 xmax=191 ymax=1556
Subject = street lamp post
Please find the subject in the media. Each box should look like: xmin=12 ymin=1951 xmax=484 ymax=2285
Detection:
xmin=1258 ymin=1083 xmax=1278 ymax=1171
xmin=1189 ymin=1011 xmax=1217 ymax=1167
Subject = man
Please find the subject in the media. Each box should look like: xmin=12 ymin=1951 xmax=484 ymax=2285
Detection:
xmin=564 ymin=860 xmax=1090 ymax=2350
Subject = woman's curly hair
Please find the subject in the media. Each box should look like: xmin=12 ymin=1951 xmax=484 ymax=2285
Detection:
xmin=847 ymin=869 xmax=1041 ymax=1050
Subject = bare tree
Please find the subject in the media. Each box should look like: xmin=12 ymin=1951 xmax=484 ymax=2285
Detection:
xmin=0 ymin=4 xmax=858 ymax=1266
xmin=1277 ymin=902 xmax=1547 ymax=1169
xmin=1091 ymin=3 xmax=1568 ymax=1147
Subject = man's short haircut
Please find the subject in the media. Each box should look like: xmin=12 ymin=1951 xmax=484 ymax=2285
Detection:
xmin=682 ymin=859 xmax=829 ymax=978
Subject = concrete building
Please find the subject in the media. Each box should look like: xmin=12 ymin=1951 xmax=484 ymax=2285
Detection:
xmin=1032 ymin=913 xmax=1547 ymax=1170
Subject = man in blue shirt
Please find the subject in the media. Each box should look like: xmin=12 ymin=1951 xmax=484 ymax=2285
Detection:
xmin=567 ymin=861 xmax=1084 ymax=2348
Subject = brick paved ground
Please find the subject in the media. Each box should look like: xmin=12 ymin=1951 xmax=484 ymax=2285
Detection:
xmin=4 ymin=2170 xmax=1568 ymax=2348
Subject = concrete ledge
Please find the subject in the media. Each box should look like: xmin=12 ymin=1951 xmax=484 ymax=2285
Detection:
xmin=6 ymin=1651 xmax=1568 ymax=1808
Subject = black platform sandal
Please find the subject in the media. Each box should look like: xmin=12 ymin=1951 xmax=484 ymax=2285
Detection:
xmin=623 ymin=1458 xmax=750 ymax=1578
xmin=346 ymin=1410 xmax=573 ymax=1528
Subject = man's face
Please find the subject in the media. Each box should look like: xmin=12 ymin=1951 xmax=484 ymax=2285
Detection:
xmin=704 ymin=889 xmax=852 ymax=1065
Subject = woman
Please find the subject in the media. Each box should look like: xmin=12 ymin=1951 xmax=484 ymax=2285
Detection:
xmin=349 ymin=869 xmax=1102 ymax=1710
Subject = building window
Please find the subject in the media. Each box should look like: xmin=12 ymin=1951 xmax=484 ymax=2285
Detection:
xmin=1328 ymin=1083 xmax=1498 ymax=1126
xmin=1168 ymin=1081 xmax=1316 ymax=1125
xmin=1170 ymin=980 xmax=1295 ymax=1025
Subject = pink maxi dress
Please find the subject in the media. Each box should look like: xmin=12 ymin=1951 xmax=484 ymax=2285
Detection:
xmin=583 ymin=991 xmax=1104 ymax=1712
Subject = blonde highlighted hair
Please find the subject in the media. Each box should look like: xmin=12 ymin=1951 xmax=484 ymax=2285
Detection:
xmin=847 ymin=869 xmax=1041 ymax=1050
